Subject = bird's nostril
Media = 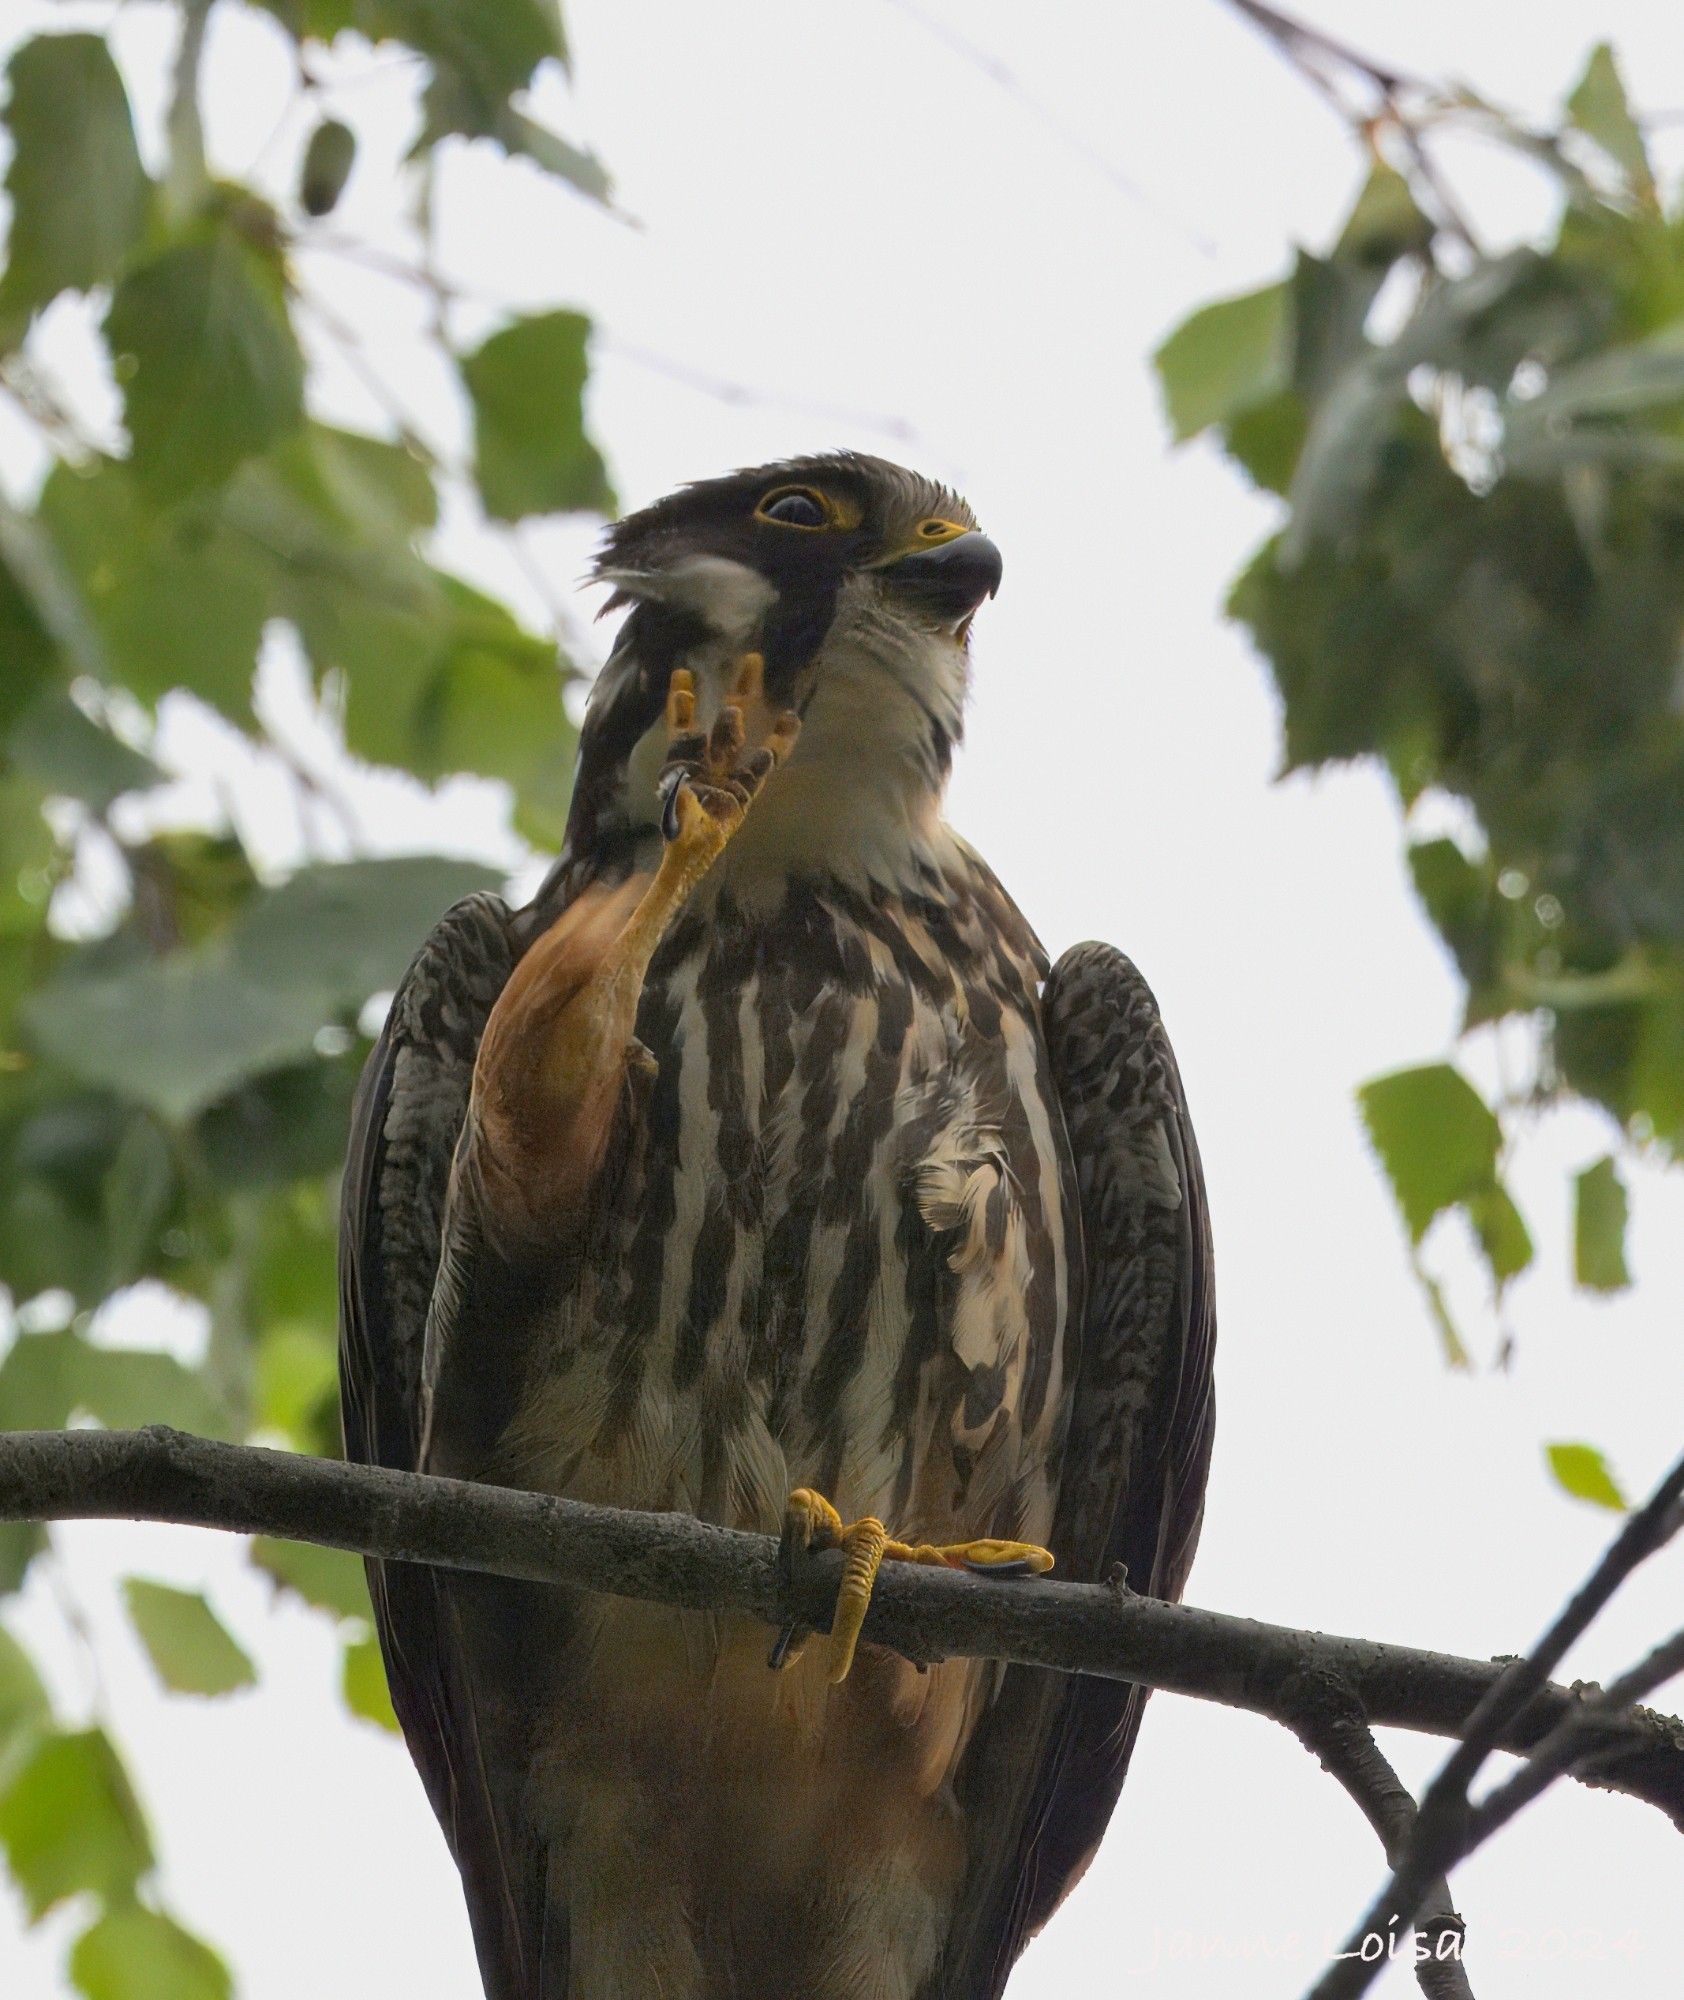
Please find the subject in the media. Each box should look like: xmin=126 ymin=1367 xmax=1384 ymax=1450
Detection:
xmin=883 ymin=530 xmax=1003 ymax=620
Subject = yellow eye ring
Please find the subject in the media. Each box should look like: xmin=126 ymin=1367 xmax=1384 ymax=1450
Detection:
xmin=756 ymin=486 xmax=834 ymax=530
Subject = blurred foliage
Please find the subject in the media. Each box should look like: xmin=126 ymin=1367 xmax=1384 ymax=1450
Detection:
xmin=0 ymin=0 xmax=611 ymax=1987
xmin=1158 ymin=44 xmax=1682 ymax=1450
xmin=122 ymin=1580 xmax=256 ymax=1698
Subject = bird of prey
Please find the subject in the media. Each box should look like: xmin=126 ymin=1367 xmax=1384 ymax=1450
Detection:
xmin=339 ymin=452 xmax=1215 ymax=2000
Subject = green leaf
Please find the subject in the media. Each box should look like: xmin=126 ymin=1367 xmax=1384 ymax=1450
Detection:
xmin=0 ymin=546 xmax=58 ymax=729
xmin=0 ymin=35 xmax=150 ymax=331
xmin=102 ymin=1115 xmax=178 ymax=1291
xmin=310 ymin=424 xmax=439 ymax=534
xmin=1222 ymin=390 xmax=1308 ymax=496
xmin=461 ymin=311 xmax=614 ymax=520
xmin=342 ymin=1631 xmax=399 ymax=1731
xmin=248 ymin=0 xmax=356 ymax=39
xmin=1567 ymin=44 xmax=1653 ymax=198
xmin=1286 ymin=250 xmax=1387 ymax=401
xmin=194 ymin=1049 xmax=365 ymax=1192
xmin=0 ymin=493 xmax=111 ymax=685
xmin=40 ymin=459 xmax=270 ymax=722
xmin=1464 ymin=1182 xmax=1534 ymax=1285
xmin=0 ymin=778 xmax=57 ymax=948
xmin=1500 ymin=333 xmax=1684 ymax=478
xmin=410 ymin=573 xmax=576 ymax=840
xmin=1573 ymin=1154 xmax=1632 ymax=1291
xmin=0 ymin=1523 xmax=46 ymax=1597
xmin=251 ymin=1537 xmax=372 ymax=1622
xmin=244 ymin=1181 xmax=337 ymax=1327
xmin=254 ymin=1323 xmax=338 ymax=1445
xmin=1358 ymin=1063 xmax=1501 ymax=1242
xmin=0 ymin=1327 xmax=231 ymax=1437
xmin=22 ymin=856 xmax=500 ymax=1122
xmin=0 ymin=1626 xmax=51 ymax=1758
xmin=1335 ymin=163 xmax=1434 ymax=266
xmin=123 ymin=1580 xmax=256 ymax=1697
xmin=1154 ymin=282 xmax=1290 ymax=444
xmin=1629 ymin=994 xmax=1684 ymax=1153
xmin=106 ymin=227 xmax=305 ymax=503
xmin=21 ymin=946 xmax=333 ymax=1126
xmin=326 ymin=559 xmax=575 ymax=835
xmin=493 ymin=110 xmax=613 ymax=205
xmin=6 ymin=688 xmax=164 ymax=811
xmin=1546 ymin=1440 xmax=1628 ymax=1511
xmin=1283 ymin=250 xmax=1542 ymax=559
xmin=404 ymin=0 xmax=568 ymax=141
xmin=0 ymin=1727 xmax=152 ymax=1918
xmin=0 ymin=1101 xmax=146 ymax=1281
xmin=71 ymin=1907 xmax=230 ymax=2000
xmin=299 ymin=117 xmax=356 ymax=217
xmin=230 ymin=856 xmax=506 ymax=1008
xmin=1407 ymin=839 xmax=1508 ymax=1022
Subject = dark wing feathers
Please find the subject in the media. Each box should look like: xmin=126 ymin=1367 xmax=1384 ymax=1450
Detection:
xmin=1044 ymin=941 xmax=1215 ymax=1604
xmin=337 ymin=892 xmax=550 ymax=1999
xmin=340 ymin=892 xmax=515 ymax=1471
xmin=944 ymin=941 xmax=1216 ymax=1998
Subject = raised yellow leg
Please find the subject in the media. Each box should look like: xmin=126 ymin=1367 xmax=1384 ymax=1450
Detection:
xmin=776 ymin=1486 xmax=1054 ymax=1683
xmin=471 ymin=654 xmax=798 ymax=1233
xmin=540 ymin=658 xmax=799 ymax=1099
xmin=610 ymin=656 xmax=799 ymax=985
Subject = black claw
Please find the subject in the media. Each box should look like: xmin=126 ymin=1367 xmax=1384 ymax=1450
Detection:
xmin=960 ymin=1555 xmax=1041 ymax=1578
xmin=768 ymin=1623 xmax=801 ymax=1671
xmin=659 ymin=771 xmax=685 ymax=842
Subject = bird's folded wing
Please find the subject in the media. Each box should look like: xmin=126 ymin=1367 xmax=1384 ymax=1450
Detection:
xmin=338 ymin=891 xmax=554 ymax=1998
xmin=939 ymin=940 xmax=1217 ymax=1999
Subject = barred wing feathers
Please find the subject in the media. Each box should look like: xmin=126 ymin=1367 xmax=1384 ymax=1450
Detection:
xmin=337 ymin=891 xmax=551 ymax=1998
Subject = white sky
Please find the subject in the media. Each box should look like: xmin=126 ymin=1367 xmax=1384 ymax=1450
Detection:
xmin=6 ymin=3 xmax=1684 ymax=1996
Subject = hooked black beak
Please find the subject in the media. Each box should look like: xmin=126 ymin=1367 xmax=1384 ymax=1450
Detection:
xmin=880 ymin=531 xmax=1004 ymax=624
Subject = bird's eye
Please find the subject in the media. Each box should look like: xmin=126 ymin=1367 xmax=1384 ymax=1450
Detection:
xmin=757 ymin=487 xmax=831 ymax=529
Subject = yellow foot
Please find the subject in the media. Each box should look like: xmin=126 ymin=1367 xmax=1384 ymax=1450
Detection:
xmin=772 ymin=1487 xmax=1054 ymax=1683
xmin=613 ymin=657 xmax=800 ymax=973
xmin=657 ymin=655 xmax=800 ymax=864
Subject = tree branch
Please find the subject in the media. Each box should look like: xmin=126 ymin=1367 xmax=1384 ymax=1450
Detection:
xmin=1312 ymin=1448 xmax=1684 ymax=2000
xmin=1280 ymin=1670 xmax=1471 ymax=2000
xmin=3 ymin=1425 xmax=1684 ymax=1839
xmin=1217 ymin=0 xmax=1481 ymax=252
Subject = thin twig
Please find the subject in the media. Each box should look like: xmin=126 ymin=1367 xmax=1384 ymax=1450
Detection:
xmin=596 ymin=334 xmax=924 ymax=448
xmin=2 ymin=1426 xmax=1683 ymax=1832
xmin=298 ymin=237 xmax=925 ymax=447
xmin=1217 ymin=0 xmax=1479 ymax=252
xmin=1220 ymin=0 xmax=1418 ymax=100
xmin=884 ymin=0 xmax=1216 ymax=256
xmin=1463 ymin=1621 xmax=1684 ymax=1859
xmin=293 ymin=290 xmax=456 ymax=475
xmin=1311 ymin=1457 xmax=1684 ymax=2000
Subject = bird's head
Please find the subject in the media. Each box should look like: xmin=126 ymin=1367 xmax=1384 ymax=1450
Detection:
xmin=567 ymin=453 xmax=1001 ymax=892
